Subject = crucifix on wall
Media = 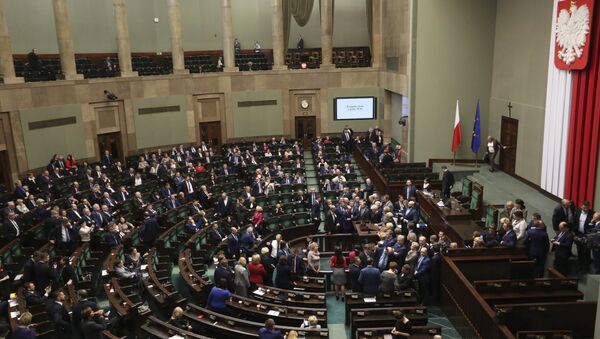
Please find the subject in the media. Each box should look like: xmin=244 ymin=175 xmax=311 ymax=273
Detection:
xmin=507 ymin=102 xmax=513 ymax=118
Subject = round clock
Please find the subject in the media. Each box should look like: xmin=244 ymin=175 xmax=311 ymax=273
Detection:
xmin=300 ymin=99 xmax=310 ymax=109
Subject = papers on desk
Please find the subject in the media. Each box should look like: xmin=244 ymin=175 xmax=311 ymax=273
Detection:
xmin=253 ymin=289 xmax=265 ymax=296
xmin=10 ymin=311 xmax=19 ymax=318
xmin=267 ymin=310 xmax=280 ymax=316
xmin=436 ymin=201 xmax=445 ymax=207
xmin=363 ymin=297 xmax=377 ymax=303
xmin=13 ymin=274 xmax=22 ymax=281
xmin=9 ymin=299 xmax=18 ymax=307
xmin=169 ymin=335 xmax=185 ymax=339
xmin=140 ymin=264 xmax=148 ymax=271
xmin=102 ymin=270 xmax=108 ymax=277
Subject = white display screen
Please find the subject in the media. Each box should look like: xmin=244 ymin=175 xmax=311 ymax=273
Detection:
xmin=334 ymin=97 xmax=377 ymax=120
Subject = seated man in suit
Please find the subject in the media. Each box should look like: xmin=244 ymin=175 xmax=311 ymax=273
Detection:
xmin=220 ymin=164 xmax=234 ymax=176
xmin=185 ymin=216 xmax=201 ymax=233
xmin=103 ymin=223 xmax=122 ymax=248
xmin=24 ymin=282 xmax=51 ymax=306
xmin=114 ymin=186 xmax=130 ymax=202
xmin=160 ymin=183 xmax=175 ymax=199
xmin=396 ymin=264 xmax=415 ymax=291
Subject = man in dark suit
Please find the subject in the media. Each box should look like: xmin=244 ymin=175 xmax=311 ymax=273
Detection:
xmin=441 ymin=166 xmax=455 ymax=198
xmin=500 ymin=222 xmax=517 ymax=248
xmin=178 ymin=176 xmax=196 ymax=201
xmin=414 ymin=247 xmax=431 ymax=305
xmin=288 ymin=247 xmax=305 ymax=281
xmin=396 ymin=264 xmax=415 ymax=291
xmin=71 ymin=289 xmax=100 ymax=332
xmin=430 ymin=245 xmax=442 ymax=304
xmin=251 ymin=178 xmax=264 ymax=196
xmin=139 ymin=213 xmax=160 ymax=253
xmin=114 ymin=186 xmax=130 ymax=202
xmin=47 ymin=290 xmax=72 ymax=336
xmin=311 ymin=197 xmax=321 ymax=228
xmin=101 ymin=150 xmax=114 ymax=168
xmin=217 ymin=192 xmax=232 ymax=217
xmin=227 ymin=227 xmax=240 ymax=259
xmin=524 ymin=220 xmax=550 ymax=278
xmin=213 ymin=259 xmax=234 ymax=292
xmin=404 ymin=180 xmax=417 ymax=200
xmin=402 ymin=201 xmax=419 ymax=225
xmin=324 ymin=205 xmax=338 ymax=234
xmin=364 ymin=178 xmax=374 ymax=200
xmin=358 ymin=258 xmax=381 ymax=295
xmin=24 ymin=282 xmax=51 ymax=306
xmin=240 ymin=227 xmax=260 ymax=256
xmin=374 ymin=246 xmax=396 ymax=271
xmin=208 ymin=223 xmax=225 ymax=244
xmin=552 ymin=199 xmax=575 ymax=232
xmin=575 ymin=201 xmax=594 ymax=273
xmin=160 ymin=183 xmax=175 ymax=199
xmin=38 ymin=170 xmax=52 ymax=193
xmin=33 ymin=252 xmax=57 ymax=292
xmin=103 ymin=223 xmax=122 ymax=248
xmin=51 ymin=220 xmax=77 ymax=253
xmin=3 ymin=212 xmax=21 ymax=240
xmin=552 ymin=221 xmax=574 ymax=276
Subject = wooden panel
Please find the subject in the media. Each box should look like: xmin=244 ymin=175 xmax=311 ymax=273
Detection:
xmin=0 ymin=119 xmax=5 ymax=147
xmin=96 ymin=107 xmax=120 ymax=133
xmin=200 ymin=100 xmax=218 ymax=120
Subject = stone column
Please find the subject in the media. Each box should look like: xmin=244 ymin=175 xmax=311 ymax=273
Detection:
xmin=51 ymin=0 xmax=83 ymax=80
xmin=221 ymin=0 xmax=237 ymax=72
xmin=371 ymin=0 xmax=383 ymax=68
xmin=0 ymin=0 xmax=22 ymax=83
xmin=320 ymin=0 xmax=333 ymax=68
xmin=167 ymin=0 xmax=188 ymax=74
xmin=112 ymin=0 xmax=137 ymax=77
xmin=271 ymin=0 xmax=285 ymax=70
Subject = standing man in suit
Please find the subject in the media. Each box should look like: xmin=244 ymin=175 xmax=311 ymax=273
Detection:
xmin=430 ymin=245 xmax=442 ymax=305
xmin=3 ymin=212 xmax=21 ymax=240
xmin=404 ymin=180 xmax=416 ymax=200
xmin=414 ymin=247 xmax=431 ymax=305
xmin=500 ymin=222 xmax=516 ymax=249
xmin=524 ymin=220 xmax=550 ymax=278
xmin=358 ymin=258 xmax=381 ymax=295
xmin=441 ymin=166 xmax=455 ymax=198
xmin=552 ymin=222 xmax=574 ymax=276
xmin=402 ymin=201 xmax=419 ymax=226
xmin=217 ymin=192 xmax=232 ymax=217
xmin=213 ymin=259 xmax=234 ymax=291
xmin=324 ymin=205 xmax=338 ymax=234
xmin=552 ymin=199 xmax=575 ymax=232
xmin=101 ymin=150 xmax=114 ymax=168
xmin=139 ymin=212 xmax=160 ymax=253
xmin=179 ymin=176 xmax=196 ymax=201
xmin=227 ymin=227 xmax=241 ymax=259
xmin=575 ymin=201 xmax=594 ymax=273
xmin=47 ymin=290 xmax=72 ymax=337
xmin=311 ymin=197 xmax=322 ymax=229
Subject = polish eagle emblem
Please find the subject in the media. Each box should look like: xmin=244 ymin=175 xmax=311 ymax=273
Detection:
xmin=556 ymin=2 xmax=591 ymax=66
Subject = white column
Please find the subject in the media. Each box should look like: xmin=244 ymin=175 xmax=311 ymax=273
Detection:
xmin=112 ymin=0 xmax=137 ymax=77
xmin=0 ymin=0 xmax=22 ymax=84
xmin=167 ymin=0 xmax=188 ymax=74
xmin=320 ymin=0 xmax=333 ymax=68
xmin=221 ymin=0 xmax=238 ymax=72
xmin=271 ymin=0 xmax=285 ymax=70
xmin=51 ymin=0 xmax=83 ymax=80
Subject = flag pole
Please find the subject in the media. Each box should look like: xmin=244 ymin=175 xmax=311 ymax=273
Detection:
xmin=474 ymin=151 xmax=478 ymax=168
xmin=453 ymin=152 xmax=456 ymax=166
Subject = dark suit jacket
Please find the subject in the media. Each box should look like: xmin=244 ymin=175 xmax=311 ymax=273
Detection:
xmin=442 ymin=170 xmax=455 ymax=194
xmin=525 ymin=228 xmax=549 ymax=258
xmin=217 ymin=198 xmax=232 ymax=216
xmin=275 ymin=263 xmax=291 ymax=289
xmin=414 ymin=256 xmax=431 ymax=283
xmin=287 ymin=255 xmax=305 ymax=278
xmin=214 ymin=266 xmax=234 ymax=291
xmin=240 ymin=233 xmax=258 ymax=253
xmin=403 ymin=207 xmax=419 ymax=224
xmin=396 ymin=272 xmax=415 ymax=290
xmin=24 ymin=289 xmax=48 ymax=306
xmin=403 ymin=185 xmax=417 ymax=200
xmin=47 ymin=301 xmax=71 ymax=334
xmin=3 ymin=220 xmax=21 ymax=240
xmin=348 ymin=264 xmax=361 ymax=291
xmin=72 ymin=299 xmax=99 ymax=328
xmin=324 ymin=210 xmax=337 ymax=233
xmin=140 ymin=217 xmax=160 ymax=245
xmin=574 ymin=209 xmax=595 ymax=235
xmin=501 ymin=230 xmax=517 ymax=248
xmin=552 ymin=231 xmax=574 ymax=259
xmin=227 ymin=233 xmax=240 ymax=257
xmin=81 ymin=318 xmax=107 ymax=339
xmin=552 ymin=205 xmax=575 ymax=231
xmin=358 ymin=266 xmax=381 ymax=295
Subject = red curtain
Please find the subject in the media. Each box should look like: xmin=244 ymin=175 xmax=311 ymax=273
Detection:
xmin=565 ymin=2 xmax=600 ymax=206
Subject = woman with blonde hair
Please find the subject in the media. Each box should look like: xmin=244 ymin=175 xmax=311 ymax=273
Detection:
xmin=168 ymin=306 xmax=192 ymax=331
xmin=248 ymin=254 xmax=266 ymax=290
xmin=300 ymin=315 xmax=321 ymax=329
xmin=234 ymin=257 xmax=250 ymax=297
xmin=307 ymin=242 xmax=320 ymax=276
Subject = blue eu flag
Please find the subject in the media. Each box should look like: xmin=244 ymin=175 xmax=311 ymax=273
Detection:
xmin=471 ymin=100 xmax=481 ymax=153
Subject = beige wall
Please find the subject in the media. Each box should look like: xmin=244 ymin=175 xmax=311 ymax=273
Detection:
xmin=231 ymin=90 xmax=283 ymax=138
xmin=132 ymin=96 xmax=190 ymax=149
xmin=411 ymin=0 xmax=496 ymax=162
xmin=19 ymin=104 xmax=90 ymax=169
xmin=488 ymin=0 xmax=553 ymax=185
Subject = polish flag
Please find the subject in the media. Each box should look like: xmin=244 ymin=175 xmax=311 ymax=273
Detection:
xmin=451 ymin=100 xmax=462 ymax=152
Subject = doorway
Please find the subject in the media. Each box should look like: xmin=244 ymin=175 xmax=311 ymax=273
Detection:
xmin=199 ymin=121 xmax=222 ymax=149
xmin=500 ymin=116 xmax=518 ymax=174
xmin=97 ymin=132 xmax=123 ymax=163
xmin=0 ymin=151 xmax=11 ymax=192
xmin=295 ymin=116 xmax=316 ymax=148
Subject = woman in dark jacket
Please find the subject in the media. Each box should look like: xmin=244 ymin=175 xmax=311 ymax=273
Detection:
xmin=274 ymin=256 xmax=291 ymax=289
xmin=80 ymin=307 xmax=107 ymax=339
xmin=260 ymin=247 xmax=275 ymax=286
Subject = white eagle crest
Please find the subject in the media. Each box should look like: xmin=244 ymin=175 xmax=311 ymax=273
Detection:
xmin=556 ymin=3 xmax=591 ymax=65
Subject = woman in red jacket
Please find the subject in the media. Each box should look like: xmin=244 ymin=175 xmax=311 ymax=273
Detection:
xmin=65 ymin=154 xmax=77 ymax=170
xmin=329 ymin=247 xmax=347 ymax=300
xmin=248 ymin=254 xmax=266 ymax=290
xmin=251 ymin=206 xmax=264 ymax=235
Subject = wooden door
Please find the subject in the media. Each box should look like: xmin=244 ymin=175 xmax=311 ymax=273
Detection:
xmin=97 ymin=132 xmax=123 ymax=163
xmin=500 ymin=116 xmax=518 ymax=174
xmin=295 ymin=116 xmax=316 ymax=148
xmin=199 ymin=121 xmax=222 ymax=149
xmin=0 ymin=151 xmax=11 ymax=192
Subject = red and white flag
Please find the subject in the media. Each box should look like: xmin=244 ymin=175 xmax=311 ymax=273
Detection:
xmin=451 ymin=100 xmax=462 ymax=152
